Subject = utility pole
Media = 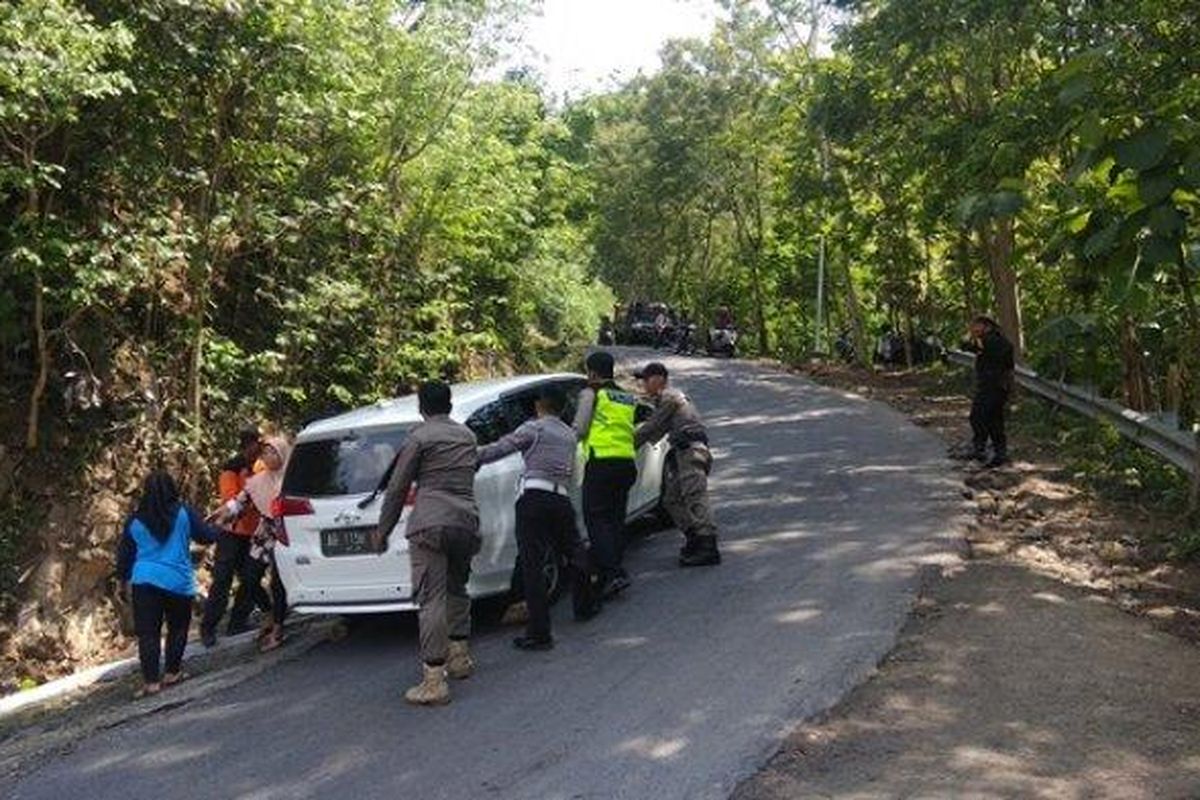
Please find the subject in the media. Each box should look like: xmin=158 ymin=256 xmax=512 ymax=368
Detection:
xmin=815 ymin=231 xmax=825 ymax=353
xmin=811 ymin=0 xmax=828 ymax=355
xmin=814 ymin=129 xmax=831 ymax=354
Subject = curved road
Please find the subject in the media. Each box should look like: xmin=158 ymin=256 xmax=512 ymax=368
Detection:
xmin=6 ymin=352 xmax=959 ymax=800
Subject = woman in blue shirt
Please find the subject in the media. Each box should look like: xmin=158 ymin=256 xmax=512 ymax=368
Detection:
xmin=116 ymin=471 xmax=220 ymax=698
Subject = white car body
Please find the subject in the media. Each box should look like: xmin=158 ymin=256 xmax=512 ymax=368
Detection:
xmin=275 ymin=373 xmax=669 ymax=615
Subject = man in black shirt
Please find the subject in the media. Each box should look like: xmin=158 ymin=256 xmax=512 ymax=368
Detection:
xmin=964 ymin=316 xmax=1016 ymax=468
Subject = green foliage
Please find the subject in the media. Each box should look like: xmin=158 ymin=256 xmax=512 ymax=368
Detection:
xmin=1 ymin=0 xmax=607 ymax=467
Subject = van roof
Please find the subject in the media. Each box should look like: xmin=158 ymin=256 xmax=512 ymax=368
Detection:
xmin=297 ymin=373 xmax=586 ymax=440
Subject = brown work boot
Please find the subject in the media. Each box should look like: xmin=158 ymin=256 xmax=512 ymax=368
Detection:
xmin=446 ymin=640 xmax=474 ymax=680
xmin=405 ymin=663 xmax=451 ymax=706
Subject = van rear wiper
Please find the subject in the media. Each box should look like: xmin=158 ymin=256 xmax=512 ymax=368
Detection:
xmin=357 ymin=452 xmax=399 ymax=510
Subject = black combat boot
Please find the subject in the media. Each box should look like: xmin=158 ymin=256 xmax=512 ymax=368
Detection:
xmin=679 ymin=536 xmax=721 ymax=567
xmin=679 ymin=531 xmax=698 ymax=559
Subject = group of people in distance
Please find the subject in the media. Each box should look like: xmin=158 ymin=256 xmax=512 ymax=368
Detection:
xmin=115 ymin=350 xmax=721 ymax=704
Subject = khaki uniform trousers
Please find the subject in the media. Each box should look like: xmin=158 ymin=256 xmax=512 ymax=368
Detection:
xmin=664 ymin=444 xmax=716 ymax=539
xmin=409 ymin=526 xmax=482 ymax=665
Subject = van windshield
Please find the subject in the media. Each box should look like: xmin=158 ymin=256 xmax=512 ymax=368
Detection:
xmin=282 ymin=426 xmax=414 ymax=497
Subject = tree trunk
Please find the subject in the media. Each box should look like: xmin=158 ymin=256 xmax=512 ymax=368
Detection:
xmin=841 ymin=258 xmax=870 ymax=368
xmin=1119 ymin=315 xmax=1153 ymax=412
xmin=25 ymin=275 xmax=49 ymax=451
xmin=956 ymin=229 xmax=979 ymax=323
xmin=903 ymin=308 xmax=915 ymax=369
xmin=981 ymin=217 xmax=1023 ymax=356
xmin=749 ymin=253 xmax=769 ymax=355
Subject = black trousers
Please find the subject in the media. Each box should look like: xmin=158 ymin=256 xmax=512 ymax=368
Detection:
xmin=515 ymin=490 xmax=595 ymax=638
xmin=202 ymin=531 xmax=271 ymax=635
xmin=132 ymin=584 xmax=192 ymax=683
xmin=582 ymin=458 xmax=637 ymax=581
xmin=242 ymin=553 xmax=288 ymax=626
xmin=970 ymin=386 xmax=1009 ymax=457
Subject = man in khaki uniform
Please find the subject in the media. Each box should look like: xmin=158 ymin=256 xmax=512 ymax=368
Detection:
xmin=372 ymin=381 xmax=481 ymax=706
xmin=633 ymin=362 xmax=721 ymax=567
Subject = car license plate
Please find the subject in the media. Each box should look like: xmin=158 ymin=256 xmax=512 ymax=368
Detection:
xmin=321 ymin=527 xmax=375 ymax=557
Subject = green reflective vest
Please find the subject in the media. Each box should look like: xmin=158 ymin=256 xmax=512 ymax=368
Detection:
xmin=584 ymin=386 xmax=637 ymax=461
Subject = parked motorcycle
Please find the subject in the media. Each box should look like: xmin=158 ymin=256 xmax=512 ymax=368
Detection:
xmin=707 ymin=326 xmax=738 ymax=358
xmin=597 ymin=318 xmax=615 ymax=346
xmin=834 ymin=331 xmax=856 ymax=363
xmin=673 ymin=323 xmax=700 ymax=355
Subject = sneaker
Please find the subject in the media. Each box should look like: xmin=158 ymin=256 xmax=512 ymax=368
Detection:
xmin=600 ymin=575 xmax=631 ymax=600
xmin=513 ymin=635 xmax=554 ymax=651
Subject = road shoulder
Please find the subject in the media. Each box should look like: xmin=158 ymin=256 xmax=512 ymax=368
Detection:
xmin=735 ymin=363 xmax=1200 ymax=798
xmin=735 ymin=557 xmax=1200 ymax=799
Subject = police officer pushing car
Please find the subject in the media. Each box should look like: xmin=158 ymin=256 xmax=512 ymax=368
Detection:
xmin=633 ymin=362 xmax=721 ymax=567
xmin=477 ymin=385 xmax=601 ymax=651
xmin=574 ymin=351 xmax=639 ymax=598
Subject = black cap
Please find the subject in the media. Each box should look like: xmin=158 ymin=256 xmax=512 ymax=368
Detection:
xmin=586 ymin=351 xmax=615 ymax=379
xmin=633 ymin=362 xmax=668 ymax=380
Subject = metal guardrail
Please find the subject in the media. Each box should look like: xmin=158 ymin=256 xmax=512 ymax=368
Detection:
xmin=946 ymin=350 xmax=1199 ymax=477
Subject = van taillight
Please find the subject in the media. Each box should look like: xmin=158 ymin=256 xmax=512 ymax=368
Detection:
xmin=272 ymin=496 xmax=313 ymax=517
xmin=271 ymin=496 xmax=313 ymax=547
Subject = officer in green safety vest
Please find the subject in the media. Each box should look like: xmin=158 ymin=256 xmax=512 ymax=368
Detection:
xmin=574 ymin=350 xmax=639 ymax=599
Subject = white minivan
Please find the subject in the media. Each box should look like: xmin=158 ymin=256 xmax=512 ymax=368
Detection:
xmin=273 ymin=374 xmax=669 ymax=615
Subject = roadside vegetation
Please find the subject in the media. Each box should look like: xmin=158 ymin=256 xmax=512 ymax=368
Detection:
xmin=2 ymin=0 xmax=1197 ymax=684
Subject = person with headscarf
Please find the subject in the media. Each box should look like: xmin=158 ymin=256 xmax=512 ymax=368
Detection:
xmin=115 ymin=470 xmax=221 ymax=699
xmin=213 ymin=436 xmax=291 ymax=651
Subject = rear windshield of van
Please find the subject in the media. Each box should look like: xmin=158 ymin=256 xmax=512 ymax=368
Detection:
xmin=282 ymin=426 xmax=414 ymax=498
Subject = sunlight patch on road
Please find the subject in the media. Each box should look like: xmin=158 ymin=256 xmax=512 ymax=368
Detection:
xmin=603 ymin=636 xmax=649 ymax=649
xmin=725 ymin=530 xmax=816 ymax=552
xmin=775 ymin=608 xmax=822 ymax=624
xmin=616 ymin=735 xmax=689 ymax=760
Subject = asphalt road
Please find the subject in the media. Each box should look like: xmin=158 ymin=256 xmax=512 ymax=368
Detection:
xmin=6 ymin=351 xmax=960 ymax=800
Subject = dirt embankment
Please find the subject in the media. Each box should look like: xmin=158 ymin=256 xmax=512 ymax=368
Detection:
xmin=735 ymin=361 xmax=1200 ymax=799
xmin=0 ymin=345 xmax=185 ymax=693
